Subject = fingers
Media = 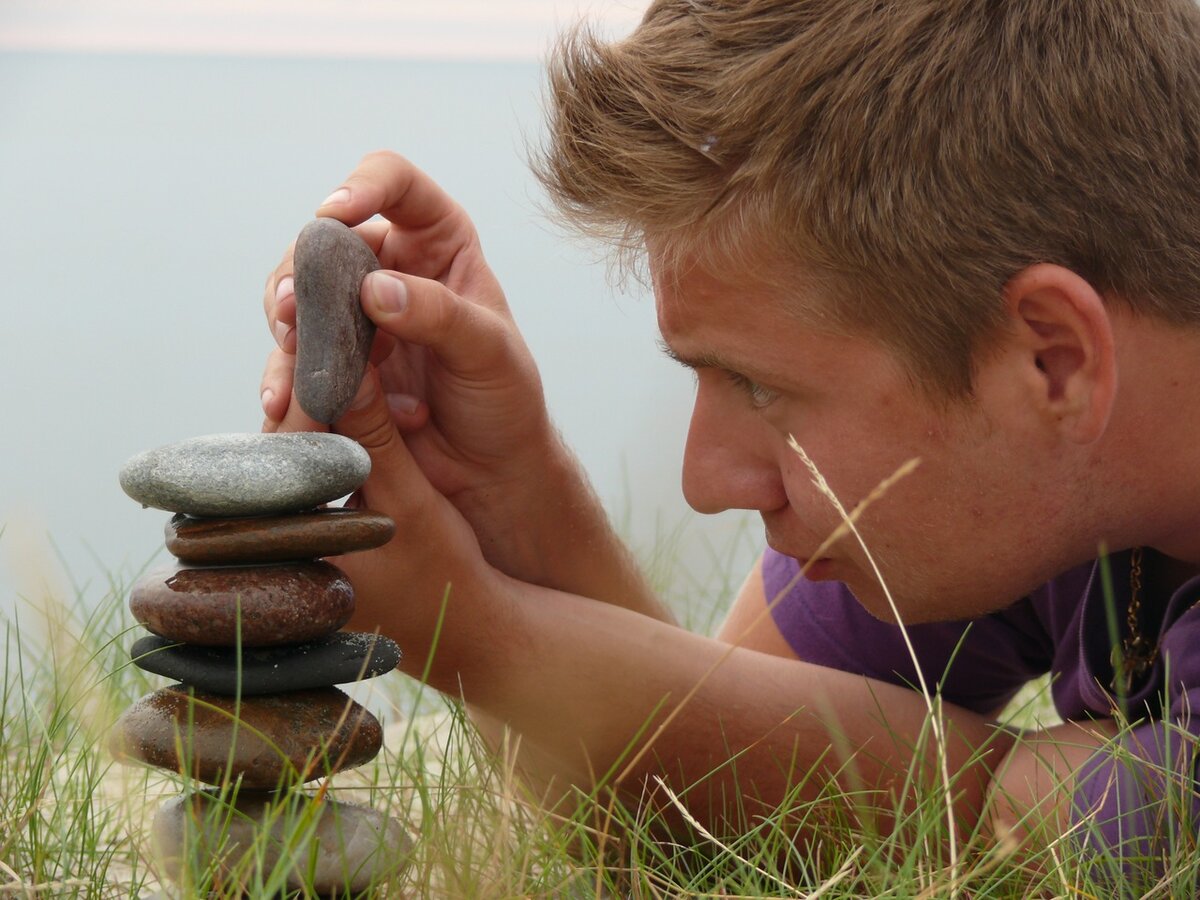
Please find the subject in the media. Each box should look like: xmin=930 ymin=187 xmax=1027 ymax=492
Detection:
xmin=271 ymin=276 xmax=296 ymax=352
xmin=260 ymin=348 xmax=294 ymax=423
xmin=361 ymin=270 xmax=518 ymax=379
xmin=315 ymin=151 xmax=484 ymax=282
xmin=259 ymin=347 xmax=325 ymax=433
xmin=316 ymin=150 xmax=470 ymax=235
xmin=264 ymin=222 xmax=392 ymax=351
xmin=333 ymin=368 xmax=429 ymax=516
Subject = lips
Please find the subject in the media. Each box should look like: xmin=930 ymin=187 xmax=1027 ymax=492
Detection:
xmin=765 ymin=535 xmax=838 ymax=580
xmin=762 ymin=514 xmax=841 ymax=580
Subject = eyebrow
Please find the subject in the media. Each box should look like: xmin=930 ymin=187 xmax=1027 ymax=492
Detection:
xmin=656 ymin=338 xmax=730 ymax=372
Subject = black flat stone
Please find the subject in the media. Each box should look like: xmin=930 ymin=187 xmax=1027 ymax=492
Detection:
xmin=130 ymin=632 xmax=401 ymax=696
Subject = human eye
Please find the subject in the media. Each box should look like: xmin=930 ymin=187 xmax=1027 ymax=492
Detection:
xmin=725 ymin=371 xmax=779 ymax=409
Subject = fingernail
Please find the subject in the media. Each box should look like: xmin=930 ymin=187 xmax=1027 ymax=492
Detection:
xmin=274 ymin=275 xmax=293 ymax=304
xmin=387 ymin=393 xmax=420 ymax=415
xmin=365 ymin=272 xmax=407 ymax=314
xmin=349 ymin=378 xmax=376 ymax=411
xmin=321 ymin=187 xmax=351 ymax=207
xmin=273 ymin=320 xmax=291 ymax=347
xmin=261 ymin=387 xmax=275 ymax=413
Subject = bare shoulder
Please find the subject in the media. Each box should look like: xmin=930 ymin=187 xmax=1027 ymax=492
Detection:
xmin=715 ymin=553 xmax=802 ymax=659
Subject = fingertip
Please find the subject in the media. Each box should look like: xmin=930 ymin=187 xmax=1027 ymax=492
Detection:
xmin=362 ymin=270 xmax=407 ymax=319
xmin=261 ymin=386 xmax=280 ymax=421
xmin=318 ymin=187 xmax=351 ymax=211
xmin=272 ymin=320 xmax=296 ymax=352
xmin=387 ymin=393 xmax=430 ymax=431
xmin=274 ymin=275 xmax=294 ymax=305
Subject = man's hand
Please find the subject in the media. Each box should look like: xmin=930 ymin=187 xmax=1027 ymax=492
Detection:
xmin=263 ymin=150 xmax=553 ymax=516
xmin=260 ymin=151 xmax=668 ymax=620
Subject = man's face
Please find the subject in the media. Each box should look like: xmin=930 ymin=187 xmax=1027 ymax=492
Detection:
xmin=653 ymin=256 xmax=1088 ymax=623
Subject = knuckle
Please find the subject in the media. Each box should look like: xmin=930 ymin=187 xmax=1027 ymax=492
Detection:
xmin=429 ymin=287 xmax=465 ymax=337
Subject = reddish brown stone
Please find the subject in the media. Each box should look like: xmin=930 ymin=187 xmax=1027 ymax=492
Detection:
xmin=110 ymin=685 xmax=383 ymax=787
xmin=129 ymin=561 xmax=353 ymax=647
xmin=164 ymin=508 xmax=394 ymax=565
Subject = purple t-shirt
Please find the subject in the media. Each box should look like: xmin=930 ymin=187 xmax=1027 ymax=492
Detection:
xmin=763 ymin=547 xmax=1200 ymax=871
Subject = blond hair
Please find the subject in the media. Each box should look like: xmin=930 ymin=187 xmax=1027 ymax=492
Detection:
xmin=536 ymin=0 xmax=1200 ymax=395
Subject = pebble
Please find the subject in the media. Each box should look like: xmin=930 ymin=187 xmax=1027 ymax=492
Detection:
xmin=129 ymin=561 xmax=354 ymax=647
xmin=165 ymin=508 xmax=394 ymax=565
xmin=131 ymin=632 xmax=402 ymax=695
xmin=293 ymin=218 xmax=380 ymax=424
xmin=153 ymin=790 xmax=412 ymax=895
xmin=110 ymin=685 xmax=383 ymax=787
xmin=118 ymin=432 xmax=370 ymax=517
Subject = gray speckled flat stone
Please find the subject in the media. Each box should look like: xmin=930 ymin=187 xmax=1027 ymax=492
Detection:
xmin=293 ymin=218 xmax=379 ymax=424
xmin=119 ymin=432 xmax=370 ymax=516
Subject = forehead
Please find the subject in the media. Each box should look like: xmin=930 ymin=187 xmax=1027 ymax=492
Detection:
xmin=651 ymin=250 xmax=844 ymax=345
xmin=651 ymin=252 xmax=912 ymax=389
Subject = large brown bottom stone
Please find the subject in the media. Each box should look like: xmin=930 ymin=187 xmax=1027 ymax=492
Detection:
xmin=153 ymin=790 xmax=411 ymax=896
xmin=110 ymin=685 xmax=382 ymax=787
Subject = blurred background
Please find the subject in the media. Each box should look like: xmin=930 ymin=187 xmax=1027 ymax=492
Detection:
xmin=0 ymin=1 xmax=758 ymax=624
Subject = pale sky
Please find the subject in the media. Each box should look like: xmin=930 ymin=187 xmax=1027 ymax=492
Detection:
xmin=0 ymin=0 xmax=646 ymax=60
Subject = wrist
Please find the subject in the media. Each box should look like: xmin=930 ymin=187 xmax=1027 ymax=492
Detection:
xmin=456 ymin=430 xmax=589 ymax=576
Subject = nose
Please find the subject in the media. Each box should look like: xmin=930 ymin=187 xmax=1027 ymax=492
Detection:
xmin=681 ymin=372 xmax=788 ymax=514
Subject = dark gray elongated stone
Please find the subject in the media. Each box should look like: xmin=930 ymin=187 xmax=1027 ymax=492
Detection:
xmin=293 ymin=218 xmax=379 ymax=424
xmin=153 ymin=790 xmax=412 ymax=894
xmin=131 ymin=632 xmax=402 ymax=695
xmin=119 ymin=432 xmax=370 ymax=517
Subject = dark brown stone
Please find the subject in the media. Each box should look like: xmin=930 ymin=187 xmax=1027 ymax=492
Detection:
xmin=110 ymin=685 xmax=383 ymax=787
xmin=293 ymin=218 xmax=379 ymax=424
xmin=129 ymin=561 xmax=354 ymax=647
xmin=165 ymin=508 xmax=394 ymax=565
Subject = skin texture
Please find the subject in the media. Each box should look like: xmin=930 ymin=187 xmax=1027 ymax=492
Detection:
xmin=260 ymin=151 xmax=1200 ymax=850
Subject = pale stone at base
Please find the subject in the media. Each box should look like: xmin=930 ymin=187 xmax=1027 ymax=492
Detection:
xmin=153 ymin=790 xmax=412 ymax=895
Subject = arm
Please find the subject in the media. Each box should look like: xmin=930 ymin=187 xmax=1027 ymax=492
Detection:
xmin=990 ymin=610 xmax=1200 ymax=874
xmin=986 ymin=720 xmax=1119 ymax=848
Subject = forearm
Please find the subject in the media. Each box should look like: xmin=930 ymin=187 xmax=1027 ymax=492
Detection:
xmin=415 ymin=577 xmax=1010 ymax=837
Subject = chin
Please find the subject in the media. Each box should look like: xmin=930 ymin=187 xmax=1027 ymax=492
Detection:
xmin=842 ymin=578 xmax=963 ymax=626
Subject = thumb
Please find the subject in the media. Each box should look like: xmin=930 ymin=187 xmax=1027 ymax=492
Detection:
xmin=361 ymin=269 xmax=514 ymax=379
xmin=331 ymin=366 xmax=427 ymax=513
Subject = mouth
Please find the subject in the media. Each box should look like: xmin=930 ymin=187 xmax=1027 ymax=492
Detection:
xmin=762 ymin=517 xmax=841 ymax=580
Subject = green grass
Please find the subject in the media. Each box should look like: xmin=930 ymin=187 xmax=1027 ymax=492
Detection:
xmin=2 ymin=543 xmax=1198 ymax=898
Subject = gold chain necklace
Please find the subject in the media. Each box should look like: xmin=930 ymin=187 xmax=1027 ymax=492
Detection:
xmin=1110 ymin=547 xmax=1160 ymax=695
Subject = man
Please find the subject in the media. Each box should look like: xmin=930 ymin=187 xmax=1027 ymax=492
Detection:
xmin=261 ymin=0 xmax=1200 ymax=880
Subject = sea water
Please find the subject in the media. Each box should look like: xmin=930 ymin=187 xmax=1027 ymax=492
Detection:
xmin=0 ymin=51 xmax=756 ymax=624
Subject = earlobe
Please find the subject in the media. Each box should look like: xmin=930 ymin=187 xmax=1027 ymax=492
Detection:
xmin=1005 ymin=264 xmax=1116 ymax=444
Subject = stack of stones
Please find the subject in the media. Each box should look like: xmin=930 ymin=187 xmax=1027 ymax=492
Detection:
xmin=114 ymin=431 xmax=410 ymax=896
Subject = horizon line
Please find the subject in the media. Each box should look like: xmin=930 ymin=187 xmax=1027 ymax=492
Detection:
xmin=0 ymin=1 xmax=643 ymax=62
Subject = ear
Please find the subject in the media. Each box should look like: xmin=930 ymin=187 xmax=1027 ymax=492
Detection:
xmin=1002 ymin=263 xmax=1116 ymax=444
